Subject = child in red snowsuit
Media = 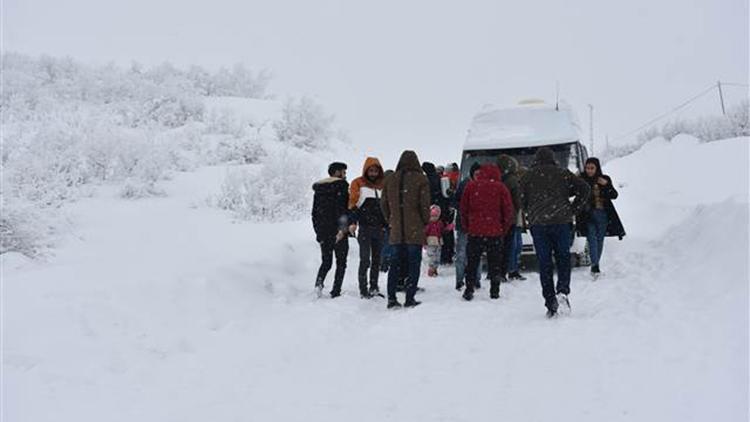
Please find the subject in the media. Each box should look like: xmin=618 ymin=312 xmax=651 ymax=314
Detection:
xmin=424 ymin=205 xmax=454 ymax=276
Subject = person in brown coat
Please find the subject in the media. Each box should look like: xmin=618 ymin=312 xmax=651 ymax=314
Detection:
xmin=381 ymin=150 xmax=431 ymax=308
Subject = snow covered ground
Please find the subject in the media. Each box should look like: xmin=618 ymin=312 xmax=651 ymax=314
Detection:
xmin=3 ymin=136 xmax=748 ymax=421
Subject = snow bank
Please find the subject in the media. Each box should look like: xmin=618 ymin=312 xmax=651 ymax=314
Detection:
xmin=605 ymin=135 xmax=749 ymax=239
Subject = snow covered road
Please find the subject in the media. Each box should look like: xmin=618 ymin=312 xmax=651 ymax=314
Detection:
xmin=3 ymin=138 xmax=748 ymax=421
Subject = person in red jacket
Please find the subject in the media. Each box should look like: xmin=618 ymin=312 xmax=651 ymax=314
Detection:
xmin=459 ymin=163 xmax=514 ymax=300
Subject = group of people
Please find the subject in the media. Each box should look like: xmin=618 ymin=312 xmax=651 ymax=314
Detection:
xmin=311 ymin=147 xmax=625 ymax=317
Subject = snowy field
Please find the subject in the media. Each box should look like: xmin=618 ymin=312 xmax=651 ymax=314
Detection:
xmin=3 ymin=136 xmax=749 ymax=421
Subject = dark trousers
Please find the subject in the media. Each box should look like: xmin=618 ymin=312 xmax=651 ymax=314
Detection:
xmin=357 ymin=225 xmax=384 ymax=293
xmin=441 ymin=230 xmax=455 ymax=264
xmin=387 ymin=244 xmax=422 ymax=302
xmin=380 ymin=228 xmax=394 ymax=271
xmin=316 ymin=237 xmax=349 ymax=294
xmin=530 ymin=224 xmax=572 ymax=310
xmin=465 ymin=236 xmax=504 ymax=292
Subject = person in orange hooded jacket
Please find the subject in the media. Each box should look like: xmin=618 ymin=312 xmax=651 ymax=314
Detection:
xmin=348 ymin=157 xmax=386 ymax=298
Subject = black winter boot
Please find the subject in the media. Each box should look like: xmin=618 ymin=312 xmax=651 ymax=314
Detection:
xmin=387 ymin=299 xmax=402 ymax=309
xmin=404 ymin=299 xmax=421 ymax=308
xmin=490 ymin=282 xmax=500 ymax=299
xmin=508 ymin=271 xmax=526 ymax=281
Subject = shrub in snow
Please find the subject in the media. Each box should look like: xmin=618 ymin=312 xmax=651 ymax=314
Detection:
xmin=0 ymin=198 xmax=54 ymax=257
xmin=273 ymin=97 xmax=334 ymax=151
xmin=119 ymin=179 xmax=167 ymax=199
xmin=216 ymin=148 xmax=321 ymax=221
xmin=216 ymin=133 xmax=266 ymax=164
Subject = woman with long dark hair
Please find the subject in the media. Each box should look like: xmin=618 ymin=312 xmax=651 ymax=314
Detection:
xmin=576 ymin=157 xmax=626 ymax=277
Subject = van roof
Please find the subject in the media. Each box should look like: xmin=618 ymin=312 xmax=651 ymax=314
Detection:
xmin=463 ymin=102 xmax=582 ymax=150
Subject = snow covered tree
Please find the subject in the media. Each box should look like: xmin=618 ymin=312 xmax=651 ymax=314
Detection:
xmin=273 ymin=97 xmax=334 ymax=151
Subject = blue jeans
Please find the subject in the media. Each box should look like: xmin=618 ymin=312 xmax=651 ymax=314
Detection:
xmin=387 ymin=244 xmax=422 ymax=302
xmin=455 ymin=230 xmax=481 ymax=286
xmin=530 ymin=224 xmax=572 ymax=310
xmin=507 ymin=226 xmax=523 ymax=273
xmin=381 ymin=229 xmax=394 ymax=269
xmin=586 ymin=209 xmax=608 ymax=267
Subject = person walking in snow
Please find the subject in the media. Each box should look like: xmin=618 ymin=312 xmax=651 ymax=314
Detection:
xmin=424 ymin=205 xmax=454 ymax=277
xmin=312 ymin=162 xmax=352 ymax=298
xmin=497 ymin=154 xmax=526 ymax=281
xmin=453 ymin=162 xmax=481 ymax=290
xmin=459 ymin=163 xmax=515 ymax=301
xmin=349 ymin=157 xmax=387 ymax=298
xmin=520 ymin=147 xmax=590 ymax=318
xmin=575 ymin=157 xmax=626 ymax=277
xmin=381 ymin=151 xmax=431 ymax=308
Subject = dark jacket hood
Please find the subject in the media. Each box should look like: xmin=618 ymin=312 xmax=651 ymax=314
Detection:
xmin=534 ymin=147 xmax=557 ymax=166
xmin=497 ymin=154 xmax=519 ymax=175
xmin=421 ymin=161 xmax=437 ymax=176
xmin=397 ymin=150 xmax=422 ymax=172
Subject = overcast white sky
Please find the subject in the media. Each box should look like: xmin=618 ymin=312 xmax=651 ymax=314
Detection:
xmin=3 ymin=0 xmax=748 ymax=165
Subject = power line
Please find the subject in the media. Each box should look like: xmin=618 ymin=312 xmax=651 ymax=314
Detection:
xmin=720 ymin=82 xmax=750 ymax=88
xmin=611 ymin=83 xmax=718 ymax=143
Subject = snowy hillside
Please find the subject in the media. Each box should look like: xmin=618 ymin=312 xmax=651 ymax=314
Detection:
xmin=3 ymin=133 xmax=748 ymax=421
xmin=1 ymin=54 xmax=347 ymax=257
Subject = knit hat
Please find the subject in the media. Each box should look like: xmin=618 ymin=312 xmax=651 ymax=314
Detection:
xmin=430 ymin=204 xmax=441 ymax=218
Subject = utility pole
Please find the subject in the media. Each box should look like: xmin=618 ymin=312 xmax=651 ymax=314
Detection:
xmin=717 ymin=81 xmax=726 ymax=115
xmin=588 ymin=104 xmax=594 ymax=155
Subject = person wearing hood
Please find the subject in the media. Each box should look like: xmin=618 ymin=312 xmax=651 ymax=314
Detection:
xmin=576 ymin=157 xmax=626 ymax=276
xmin=421 ymin=162 xmax=445 ymax=207
xmin=312 ymin=162 xmax=351 ymax=298
xmin=349 ymin=157 xmax=387 ymax=298
xmin=459 ymin=164 xmax=514 ymax=301
xmin=381 ymin=151 xmax=431 ymax=308
xmin=497 ymin=154 xmax=526 ymax=281
xmin=453 ymin=161 xmax=482 ymax=290
xmin=520 ymin=147 xmax=590 ymax=317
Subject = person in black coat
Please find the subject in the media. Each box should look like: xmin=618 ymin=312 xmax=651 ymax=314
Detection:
xmin=422 ymin=161 xmax=455 ymax=264
xmin=575 ymin=157 xmax=626 ymax=275
xmin=312 ymin=162 xmax=351 ymax=298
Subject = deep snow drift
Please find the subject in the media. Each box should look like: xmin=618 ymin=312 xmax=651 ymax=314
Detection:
xmin=3 ymin=136 xmax=748 ymax=421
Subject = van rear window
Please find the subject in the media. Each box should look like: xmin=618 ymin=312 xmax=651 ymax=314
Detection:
xmin=460 ymin=143 xmax=580 ymax=180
